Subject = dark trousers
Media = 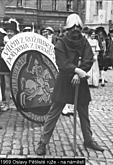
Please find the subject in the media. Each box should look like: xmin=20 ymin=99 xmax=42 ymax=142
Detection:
xmin=41 ymin=102 xmax=92 ymax=144
xmin=1 ymin=75 xmax=5 ymax=101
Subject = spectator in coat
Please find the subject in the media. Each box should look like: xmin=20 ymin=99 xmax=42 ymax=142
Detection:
xmin=95 ymin=27 xmax=108 ymax=86
xmin=45 ymin=26 xmax=54 ymax=43
xmin=87 ymin=29 xmax=100 ymax=87
xmin=105 ymin=29 xmax=113 ymax=69
xmin=0 ymin=28 xmax=7 ymax=104
xmin=82 ymin=26 xmax=90 ymax=39
xmin=36 ymin=13 xmax=104 ymax=155
xmin=0 ymin=27 xmax=7 ymax=129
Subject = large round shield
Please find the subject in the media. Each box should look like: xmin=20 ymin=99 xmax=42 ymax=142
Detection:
xmin=2 ymin=32 xmax=58 ymax=123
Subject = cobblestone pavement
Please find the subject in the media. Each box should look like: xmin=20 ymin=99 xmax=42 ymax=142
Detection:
xmin=0 ymin=70 xmax=113 ymax=165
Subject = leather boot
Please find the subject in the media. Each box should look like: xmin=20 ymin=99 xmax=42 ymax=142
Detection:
xmin=36 ymin=141 xmax=46 ymax=155
xmin=84 ymin=140 xmax=104 ymax=152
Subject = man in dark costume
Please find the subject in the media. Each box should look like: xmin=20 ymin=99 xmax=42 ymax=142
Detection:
xmin=36 ymin=13 xmax=104 ymax=155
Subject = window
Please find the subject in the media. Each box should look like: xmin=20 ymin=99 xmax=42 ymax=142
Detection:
xmin=52 ymin=0 xmax=57 ymax=11
xmin=37 ymin=0 xmax=41 ymax=10
xmin=17 ymin=0 xmax=22 ymax=7
xmin=96 ymin=0 xmax=102 ymax=15
xmin=67 ymin=0 xmax=73 ymax=11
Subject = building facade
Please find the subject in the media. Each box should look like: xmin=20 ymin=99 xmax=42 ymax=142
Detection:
xmin=85 ymin=0 xmax=113 ymax=32
xmin=0 ymin=0 xmax=85 ymax=30
xmin=0 ymin=0 xmax=113 ymax=32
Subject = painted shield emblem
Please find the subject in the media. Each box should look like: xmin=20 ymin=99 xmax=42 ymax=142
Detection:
xmin=2 ymin=32 xmax=58 ymax=123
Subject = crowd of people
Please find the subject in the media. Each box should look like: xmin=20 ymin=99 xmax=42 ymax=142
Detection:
xmin=83 ymin=26 xmax=113 ymax=87
xmin=0 ymin=17 xmax=113 ymax=115
xmin=41 ymin=23 xmax=113 ymax=91
xmin=0 ymin=14 xmax=113 ymax=155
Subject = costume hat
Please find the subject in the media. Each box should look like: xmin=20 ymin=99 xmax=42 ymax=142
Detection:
xmin=45 ymin=27 xmax=54 ymax=33
xmin=5 ymin=18 xmax=20 ymax=33
xmin=64 ymin=13 xmax=83 ymax=29
xmin=23 ymin=26 xmax=32 ymax=32
xmin=95 ymin=26 xmax=107 ymax=37
xmin=82 ymin=27 xmax=90 ymax=34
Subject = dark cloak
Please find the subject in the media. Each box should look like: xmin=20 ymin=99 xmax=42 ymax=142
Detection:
xmin=52 ymin=33 xmax=94 ymax=105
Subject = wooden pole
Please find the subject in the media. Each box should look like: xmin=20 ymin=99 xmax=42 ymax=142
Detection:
xmin=74 ymin=83 xmax=79 ymax=157
xmin=73 ymin=57 xmax=81 ymax=157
